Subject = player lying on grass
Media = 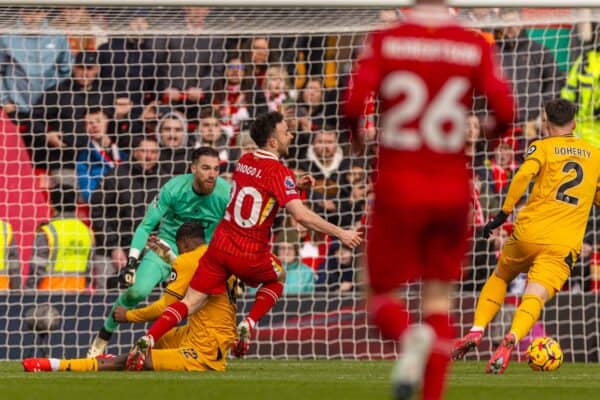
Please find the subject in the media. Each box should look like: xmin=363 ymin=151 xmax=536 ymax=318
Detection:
xmin=87 ymin=147 xmax=230 ymax=358
xmin=126 ymin=111 xmax=362 ymax=370
xmin=453 ymin=99 xmax=600 ymax=374
xmin=23 ymin=221 xmax=239 ymax=372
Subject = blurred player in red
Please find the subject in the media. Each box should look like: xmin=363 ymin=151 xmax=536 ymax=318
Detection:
xmin=345 ymin=1 xmax=515 ymax=399
xmin=126 ymin=111 xmax=362 ymax=370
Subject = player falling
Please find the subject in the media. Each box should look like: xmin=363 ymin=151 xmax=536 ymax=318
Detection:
xmin=125 ymin=111 xmax=362 ymax=370
xmin=344 ymin=1 xmax=514 ymax=399
xmin=24 ymin=221 xmax=239 ymax=372
xmin=453 ymin=99 xmax=600 ymax=374
xmin=87 ymin=147 xmax=230 ymax=358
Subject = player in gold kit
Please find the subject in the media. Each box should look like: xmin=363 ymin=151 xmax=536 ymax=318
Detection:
xmin=453 ymin=99 xmax=600 ymax=374
xmin=22 ymin=221 xmax=238 ymax=373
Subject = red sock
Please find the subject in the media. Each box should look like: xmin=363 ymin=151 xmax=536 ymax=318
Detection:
xmin=248 ymin=281 xmax=283 ymax=323
xmin=147 ymin=301 xmax=189 ymax=343
xmin=369 ymin=294 xmax=410 ymax=341
xmin=422 ymin=313 xmax=455 ymax=400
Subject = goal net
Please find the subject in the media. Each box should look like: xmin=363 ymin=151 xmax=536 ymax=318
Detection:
xmin=0 ymin=4 xmax=599 ymax=363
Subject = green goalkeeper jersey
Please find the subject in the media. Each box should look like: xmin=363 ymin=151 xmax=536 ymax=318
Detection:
xmin=130 ymin=174 xmax=231 ymax=254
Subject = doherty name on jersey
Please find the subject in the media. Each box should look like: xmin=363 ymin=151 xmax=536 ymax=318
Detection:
xmin=554 ymin=146 xmax=592 ymax=159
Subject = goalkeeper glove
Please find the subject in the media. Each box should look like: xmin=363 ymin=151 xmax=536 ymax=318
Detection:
xmin=483 ymin=211 xmax=509 ymax=239
xmin=118 ymin=257 xmax=139 ymax=287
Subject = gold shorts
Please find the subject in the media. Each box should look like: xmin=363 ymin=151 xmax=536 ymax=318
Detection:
xmin=496 ymin=238 xmax=576 ymax=293
xmin=151 ymin=326 xmax=229 ymax=372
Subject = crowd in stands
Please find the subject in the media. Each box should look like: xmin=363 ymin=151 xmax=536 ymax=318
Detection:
xmin=1 ymin=6 xmax=600 ymax=295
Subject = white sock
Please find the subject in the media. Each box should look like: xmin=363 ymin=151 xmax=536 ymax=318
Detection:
xmin=49 ymin=358 xmax=60 ymax=372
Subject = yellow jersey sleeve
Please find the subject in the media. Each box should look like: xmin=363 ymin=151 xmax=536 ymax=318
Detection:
xmin=124 ymin=244 xmax=208 ymax=323
xmin=165 ymin=245 xmax=207 ymax=298
xmin=501 ymin=141 xmax=544 ymax=214
xmin=126 ymin=292 xmax=179 ymax=323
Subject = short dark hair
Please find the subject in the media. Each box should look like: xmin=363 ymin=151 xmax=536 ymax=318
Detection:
xmin=175 ymin=221 xmax=205 ymax=244
xmin=545 ymin=99 xmax=576 ymax=127
xmin=86 ymin=106 xmax=105 ymax=116
xmin=251 ymin=111 xmax=284 ymax=148
xmin=191 ymin=146 xmax=220 ymax=163
xmin=199 ymin=105 xmax=218 ymax=120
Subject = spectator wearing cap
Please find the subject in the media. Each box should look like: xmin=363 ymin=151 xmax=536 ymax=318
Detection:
xmin=0 ymin=8 xmax=72 ymax=119
xmin=29 ymin=50 xmax=113 ymax=173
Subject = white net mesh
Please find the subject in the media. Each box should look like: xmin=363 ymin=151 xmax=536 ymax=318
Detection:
xmin=1 ymin=5 xmax=600 ymax=362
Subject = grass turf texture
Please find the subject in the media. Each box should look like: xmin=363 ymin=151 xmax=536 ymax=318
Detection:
xmin=1 ymin=360 xmax=599 ymax=400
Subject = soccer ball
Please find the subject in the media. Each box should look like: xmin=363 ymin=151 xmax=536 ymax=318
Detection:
xmin=526 ymin=336 xmax=563 ymax=372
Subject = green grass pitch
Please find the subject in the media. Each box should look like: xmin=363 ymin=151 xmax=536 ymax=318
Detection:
xmin=2 ymin=360 xmax=599 ymax=400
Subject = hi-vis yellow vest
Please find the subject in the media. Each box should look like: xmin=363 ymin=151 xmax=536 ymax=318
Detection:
xmin=0 ymin=220 xmax=13 ymax=289
xmin=39 ymin=218 xmax=92 ymax=291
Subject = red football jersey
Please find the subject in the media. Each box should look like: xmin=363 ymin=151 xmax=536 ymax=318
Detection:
xmin=214 ymin=150 xmax=300 ymax=254
xmin=345 ymin=9 xmax=515 ymax=203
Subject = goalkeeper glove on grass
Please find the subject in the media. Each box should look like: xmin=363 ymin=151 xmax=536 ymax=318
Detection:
xmin=119 ymin=257 xmax=139 ymax=287
xmin=483 ymin=211 xmax=509 ymax=239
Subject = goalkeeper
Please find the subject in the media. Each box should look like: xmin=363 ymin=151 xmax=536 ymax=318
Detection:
xmin=87 ymin=147 xmax=231 ymax=357
xmin=23 ymin=221 xmax=239 ymax=372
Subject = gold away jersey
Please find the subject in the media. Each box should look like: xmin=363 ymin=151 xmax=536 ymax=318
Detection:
xmin=502 ymin=135 xmax=600 ymax=251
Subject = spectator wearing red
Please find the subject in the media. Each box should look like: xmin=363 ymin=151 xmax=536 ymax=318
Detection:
xmin=488 ymin=137 xmax=519 ymax=195
xmin=214 ymin=55 xmax=249 ymax=137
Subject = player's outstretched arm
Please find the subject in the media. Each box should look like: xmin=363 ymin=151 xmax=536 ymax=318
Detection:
xmin=483 ymin=158 xmax=540 ymax=238
xmin=285 ymin=199 xmax=362 ymax=248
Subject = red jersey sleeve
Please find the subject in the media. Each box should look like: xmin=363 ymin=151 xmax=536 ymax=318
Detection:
xmin=269 ymin=165 xmax=301 ymax=207
xmin=344 ymin=31 xmax=384 ymax=140
xmin=473 ymin=38 xmax=515 ymax=134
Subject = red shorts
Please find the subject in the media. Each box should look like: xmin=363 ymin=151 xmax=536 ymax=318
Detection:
xmin=367 ymin=201 xmax=469 ymax=294
xmin=189 ymin=245 xmax=283 ymax=295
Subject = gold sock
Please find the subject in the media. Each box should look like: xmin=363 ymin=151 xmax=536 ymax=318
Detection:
xmin=472 ymin=273 xmax=508 ymax=329
xmin=510 ymin=294 xmax=544 ymax=341
xmin=58 ymin=358 xmax=98 ymax=372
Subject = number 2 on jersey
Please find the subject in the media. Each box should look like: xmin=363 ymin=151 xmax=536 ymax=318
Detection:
xmin=380 ymin=71 xmax=469 ymax=153
xmin=556 ymin=161 xmax=583 ymax=206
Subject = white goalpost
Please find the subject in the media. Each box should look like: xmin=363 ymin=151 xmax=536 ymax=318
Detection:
xmin=0 ymin=3 xmax=599 ymax=363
